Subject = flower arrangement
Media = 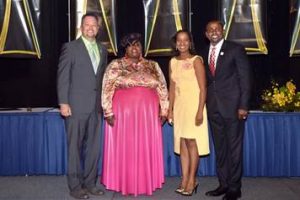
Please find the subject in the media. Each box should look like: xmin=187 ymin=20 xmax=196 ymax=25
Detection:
xmin=261 ymin=80 xmax=300 ymax=112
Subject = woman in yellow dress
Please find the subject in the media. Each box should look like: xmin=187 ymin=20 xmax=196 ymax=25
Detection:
xmin=168 ymin=30 xmax=210 ymax=196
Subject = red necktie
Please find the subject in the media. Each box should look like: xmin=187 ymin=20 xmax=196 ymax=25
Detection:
xmin=209 ymin=47 xmax=216 ymax=76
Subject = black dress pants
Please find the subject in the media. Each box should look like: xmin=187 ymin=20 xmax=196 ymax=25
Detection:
xmin=65 ymin=111 xmax=101 ymax=192
xmin=208 ymin=112 xmax=245 ymax=192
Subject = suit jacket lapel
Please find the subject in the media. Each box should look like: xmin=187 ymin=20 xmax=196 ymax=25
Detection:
xmin=78 ymin=38 xmax=95 ymax=73
xmin=215 ymin=41 xmax=226 ymax=75
xmin=203 ymin=46 xmax=210 ymax=73
xmin=204 ymin=46 xmax=209 ymax=65
xmin=96 ymin=44 xmax=104 ymax=75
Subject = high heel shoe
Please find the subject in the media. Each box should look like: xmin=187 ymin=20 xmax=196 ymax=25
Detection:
xmin=181 ymin=183 xmax=199 ymax=196
xmin=175 ymin=187 xmax=185 ymax=194
xmin=175 ymin=179 xmax=184 ymax=194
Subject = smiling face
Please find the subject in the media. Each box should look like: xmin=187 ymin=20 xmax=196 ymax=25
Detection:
xmin=205 ymin=21 xmax=224 ymax=46
xmin=125 ymin=41 xmax=142 ymax=59
xmin=81 ymin=16 xmax=99 ymax=41
xmin=176 ymin=31 xmax=191 ymax=54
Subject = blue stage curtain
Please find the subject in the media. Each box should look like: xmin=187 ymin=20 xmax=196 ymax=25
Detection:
xmin=0 ymin=112 xmax=67 ymax=175
xmin=1 ymin=111 xmax=300 ymax=176
xmin=243 ymin=112 xmax=300 ymax=176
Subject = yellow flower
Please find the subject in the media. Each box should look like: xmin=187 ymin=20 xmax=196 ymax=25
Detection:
xmin=286 ymin=81 xmax=296 ymax=95
xmin=261 ymin=80 xmax=300 ymax=112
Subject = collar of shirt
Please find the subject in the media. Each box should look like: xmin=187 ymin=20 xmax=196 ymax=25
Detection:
xmin=81 ymin=36 xmax=96 ymax=45
xmin=209 ymin=39 xmax=224 ymax=53
xmin=81 ymin=36 xmax=98 ymax=51
xmin=81 ymin=36 xmax=100 ymax=58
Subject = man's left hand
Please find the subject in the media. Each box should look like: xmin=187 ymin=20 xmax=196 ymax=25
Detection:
xmin=238 ymin=109 xmax=248 ymax=120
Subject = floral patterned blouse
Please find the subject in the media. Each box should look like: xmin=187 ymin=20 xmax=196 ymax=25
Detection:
xmin=102 ymin=57 xmax=169 ymax=117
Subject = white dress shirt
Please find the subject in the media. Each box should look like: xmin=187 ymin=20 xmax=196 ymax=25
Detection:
xmin=208 ymin=39 xmax=224 ymax=70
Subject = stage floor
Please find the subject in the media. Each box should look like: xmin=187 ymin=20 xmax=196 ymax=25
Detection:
xmin=0 ymin=176 xmax=299 ymax=200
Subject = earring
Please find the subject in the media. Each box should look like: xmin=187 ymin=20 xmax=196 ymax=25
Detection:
xmin=176 ymin=46 xmax=178 ymax=51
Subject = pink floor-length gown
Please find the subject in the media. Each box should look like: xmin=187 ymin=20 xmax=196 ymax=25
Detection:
xmin=101 ymin=87 xmax=164 ymax=196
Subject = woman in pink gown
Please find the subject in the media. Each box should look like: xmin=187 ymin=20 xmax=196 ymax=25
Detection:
xmin=101 ymin=33 xmax=168 ymax=196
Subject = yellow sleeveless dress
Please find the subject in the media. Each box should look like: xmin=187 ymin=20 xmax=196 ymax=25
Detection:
xmin=170 ymin=55 xmax=210 ymax=155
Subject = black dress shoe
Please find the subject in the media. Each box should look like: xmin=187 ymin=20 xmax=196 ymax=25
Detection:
xmin=222 ymin=190 xmax=241 ymax=200
xmin=70 ymin=189 xmax=89 ymax=199
xmin=205 ymin=186 xmax=228 ymax=196
xmin=85 ymin=187 xmax=104 ymax=196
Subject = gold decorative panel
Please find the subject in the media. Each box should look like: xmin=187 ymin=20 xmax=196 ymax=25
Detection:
xmin=221 ymin=0 xmax=268 ymax=54
xmin=0 ymin=0 xmax=41 ymax=58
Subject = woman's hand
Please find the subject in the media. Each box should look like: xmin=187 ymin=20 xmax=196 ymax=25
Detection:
xmin=167 ymin=111 xmax=173 ymax=125
xmin=105 ymin=115 xmax=115 ymax=127
xmin=195 ymin=110 xmax=203 ymax=126
xmin=160 ymin=115 xmax=167 ymax=125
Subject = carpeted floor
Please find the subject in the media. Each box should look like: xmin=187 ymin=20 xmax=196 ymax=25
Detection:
xmin=0 ymin=176 xmax=299 ymax=200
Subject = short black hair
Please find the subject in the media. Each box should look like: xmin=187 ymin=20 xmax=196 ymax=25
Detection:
xmin=81 ymin=12 xmax=100 ymax=25
xmin=118 ymin=33 xmax=143 ymax=57
xmin=206 ymin=20 xmax=224 ymax=30
xmin=120 ymin=33 xmax=142 ymax=49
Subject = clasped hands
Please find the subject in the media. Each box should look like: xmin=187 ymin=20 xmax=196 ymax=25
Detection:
xmin=105 ymin=115 xmax=167 ymax=127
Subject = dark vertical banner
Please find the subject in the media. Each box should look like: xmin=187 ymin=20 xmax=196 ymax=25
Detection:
xmin=73 ymin=0 xmax=117 ymax=55
xmin=143 ymin=0 xmax=190 ymax=56
xmin=0 ymin=0 xmax=41 ymax=58
xmin=220 ymin=0 xmax=268 ymax=54
xmin=290 ymin=0 xmax=300 ymax=56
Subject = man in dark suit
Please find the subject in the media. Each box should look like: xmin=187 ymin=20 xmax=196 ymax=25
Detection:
xmin=57 ymin=12 xmax=107 ymax=199
xmin=202 ymin=20 xmax=252 ymax=200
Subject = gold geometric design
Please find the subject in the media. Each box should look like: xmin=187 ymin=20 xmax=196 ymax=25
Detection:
xmin=223 ymin=0 xmax=268 ymax=54
xmin=75 ymin=0 xmax=118 ymax=55
xmin=144 ymin=0 xmax=160 ymax=56
xmin=173 ymin=0 xmax=183 ymax=31
xmin=224 ymin=0 xmax=237 ymax=39
xmin=98 ymin=0 xmax=117 ymax=55
xmin=143 ymin=0 xmax=188 ymax=56
xmin=0 ymin=0 xmax=41 ymax=58
xmin=289 ymin=1 xmax=300 ymax=57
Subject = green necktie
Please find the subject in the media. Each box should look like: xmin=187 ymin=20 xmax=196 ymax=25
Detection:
xmin=90 ymin=43 xmax=99 ymax=74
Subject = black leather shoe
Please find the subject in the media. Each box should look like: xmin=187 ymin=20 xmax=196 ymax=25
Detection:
xmin=70 ymin=189 xmax=89 ymax=199
xmin=222 ymin=190 xmax=241 ymax=200
xmin=205 ymin=186 xmax=228 ymax=196
xmin=85 ymin=187 xmax=104 ymax=196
